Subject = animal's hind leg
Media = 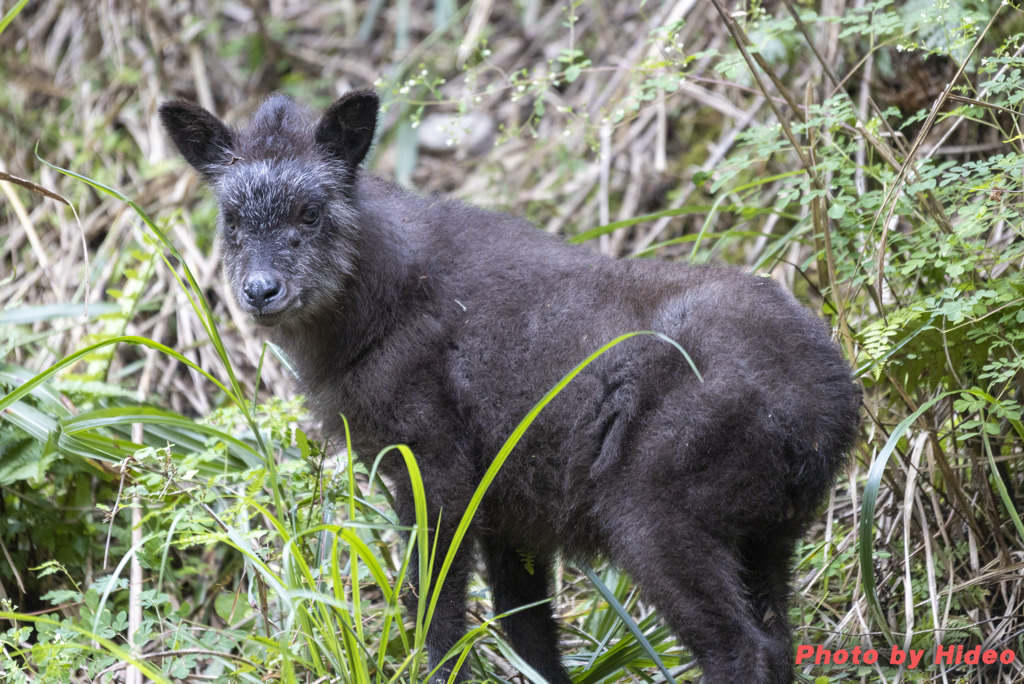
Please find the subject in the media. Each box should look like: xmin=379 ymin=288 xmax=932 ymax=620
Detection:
xmin=608 ymin=522 xmax=781 ymax=684
xmin=739 ymin=526 xmax=804 ymax=684
xmin=482 ymin=539 xmax=572 ymax=684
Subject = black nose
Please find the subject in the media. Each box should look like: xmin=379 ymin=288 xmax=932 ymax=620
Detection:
xmin=243 ymin=273 xmax=283 ymax=310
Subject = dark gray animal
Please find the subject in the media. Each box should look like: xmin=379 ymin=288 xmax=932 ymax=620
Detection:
xmin=160 ymin=90 xmax=861 ymax=684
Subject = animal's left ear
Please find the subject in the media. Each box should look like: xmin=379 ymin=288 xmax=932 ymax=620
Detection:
xmin=315 ymin=89 xmax=379 ymax=172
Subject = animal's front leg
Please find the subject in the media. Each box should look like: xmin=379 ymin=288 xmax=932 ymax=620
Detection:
xmin=392 ymin=466 xmax=477 ymax=683
xmin=482 ymin=539 xmax=571 ymax=684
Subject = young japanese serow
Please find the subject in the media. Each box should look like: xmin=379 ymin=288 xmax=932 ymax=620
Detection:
xmin=160 ymin=90 xmax=861 ymax=684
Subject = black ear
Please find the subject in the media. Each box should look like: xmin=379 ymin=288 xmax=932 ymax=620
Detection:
xmin=314 ymin=90 xmax=379 ymax=172
xmin=159 ymin=100 xmax=235 ymax=181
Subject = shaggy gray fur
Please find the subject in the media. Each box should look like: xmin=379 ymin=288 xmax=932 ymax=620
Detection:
xmin=160 ymin=91 xmax=861 ymax=684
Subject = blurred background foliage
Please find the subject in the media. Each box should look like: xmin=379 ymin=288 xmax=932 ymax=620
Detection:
xmin=1 ymin=0 xmax=1023 ymax=682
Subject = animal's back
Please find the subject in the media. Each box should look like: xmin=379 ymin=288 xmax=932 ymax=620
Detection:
xmin=365 ymin=186 xmax=860 ymax=545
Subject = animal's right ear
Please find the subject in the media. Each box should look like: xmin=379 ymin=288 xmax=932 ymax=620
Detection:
xmin=315 ymin=90 xmax=379 ymax=173
xmin=158 ymin=101 xmax=235 ymax=181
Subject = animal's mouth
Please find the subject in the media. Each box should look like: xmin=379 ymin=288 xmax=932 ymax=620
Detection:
xmin=248 ymin=308 xmax=292 ymax=327
xmin=236 ymin=291 xmax=301 ymax=327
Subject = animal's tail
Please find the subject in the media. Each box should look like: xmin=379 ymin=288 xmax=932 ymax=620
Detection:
xmin=787 ymin=369 xmax=862 ymax=519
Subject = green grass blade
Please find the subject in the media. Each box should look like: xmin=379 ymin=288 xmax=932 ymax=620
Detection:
xmin=859 ymin=391 xmax=956 ymax=643
xmin=749 ymin=215 xmax=812 ymax=273
xmin=568 ymin=206 xmax=717 ymax=244
xmin=0 ymin=396 xmax=58 ymax=442
xmin=371 ymin=444 xmax=430 ymax=650
xmin=580 ymin=564 xmax=675 ymax=682
xmin=0 ymin=301 xmax=121 ymax=324
xmin=61 ymin=406 xmax=263 ymax=464
xmin=0 ymin=335 xmax=239 ymax=415
xmin=963 ymin=388 xmax=1024 ymax=540
xmin=982 ymin=427 xmax=1024 ymax=542
xmin=0 ymin=365 xmax=70 ymax=412
xmin=0 ymin=0 xmax=29 ymax=36
xmin=631 ymin=230 xmax=770 ymax=258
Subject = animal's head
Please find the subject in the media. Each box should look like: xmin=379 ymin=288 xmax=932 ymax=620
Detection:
xmin=159 ymin=91 xmax=379 ymax=327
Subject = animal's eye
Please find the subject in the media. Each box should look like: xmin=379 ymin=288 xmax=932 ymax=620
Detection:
xmin=300 ymin=205 xmax=320 ymax=225
xmin=222 ymin=211 xmax=239 ymax=233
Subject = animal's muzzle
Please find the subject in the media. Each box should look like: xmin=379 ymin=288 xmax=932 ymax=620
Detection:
xmin=243 ymin=271 xmax=286 ymax=312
